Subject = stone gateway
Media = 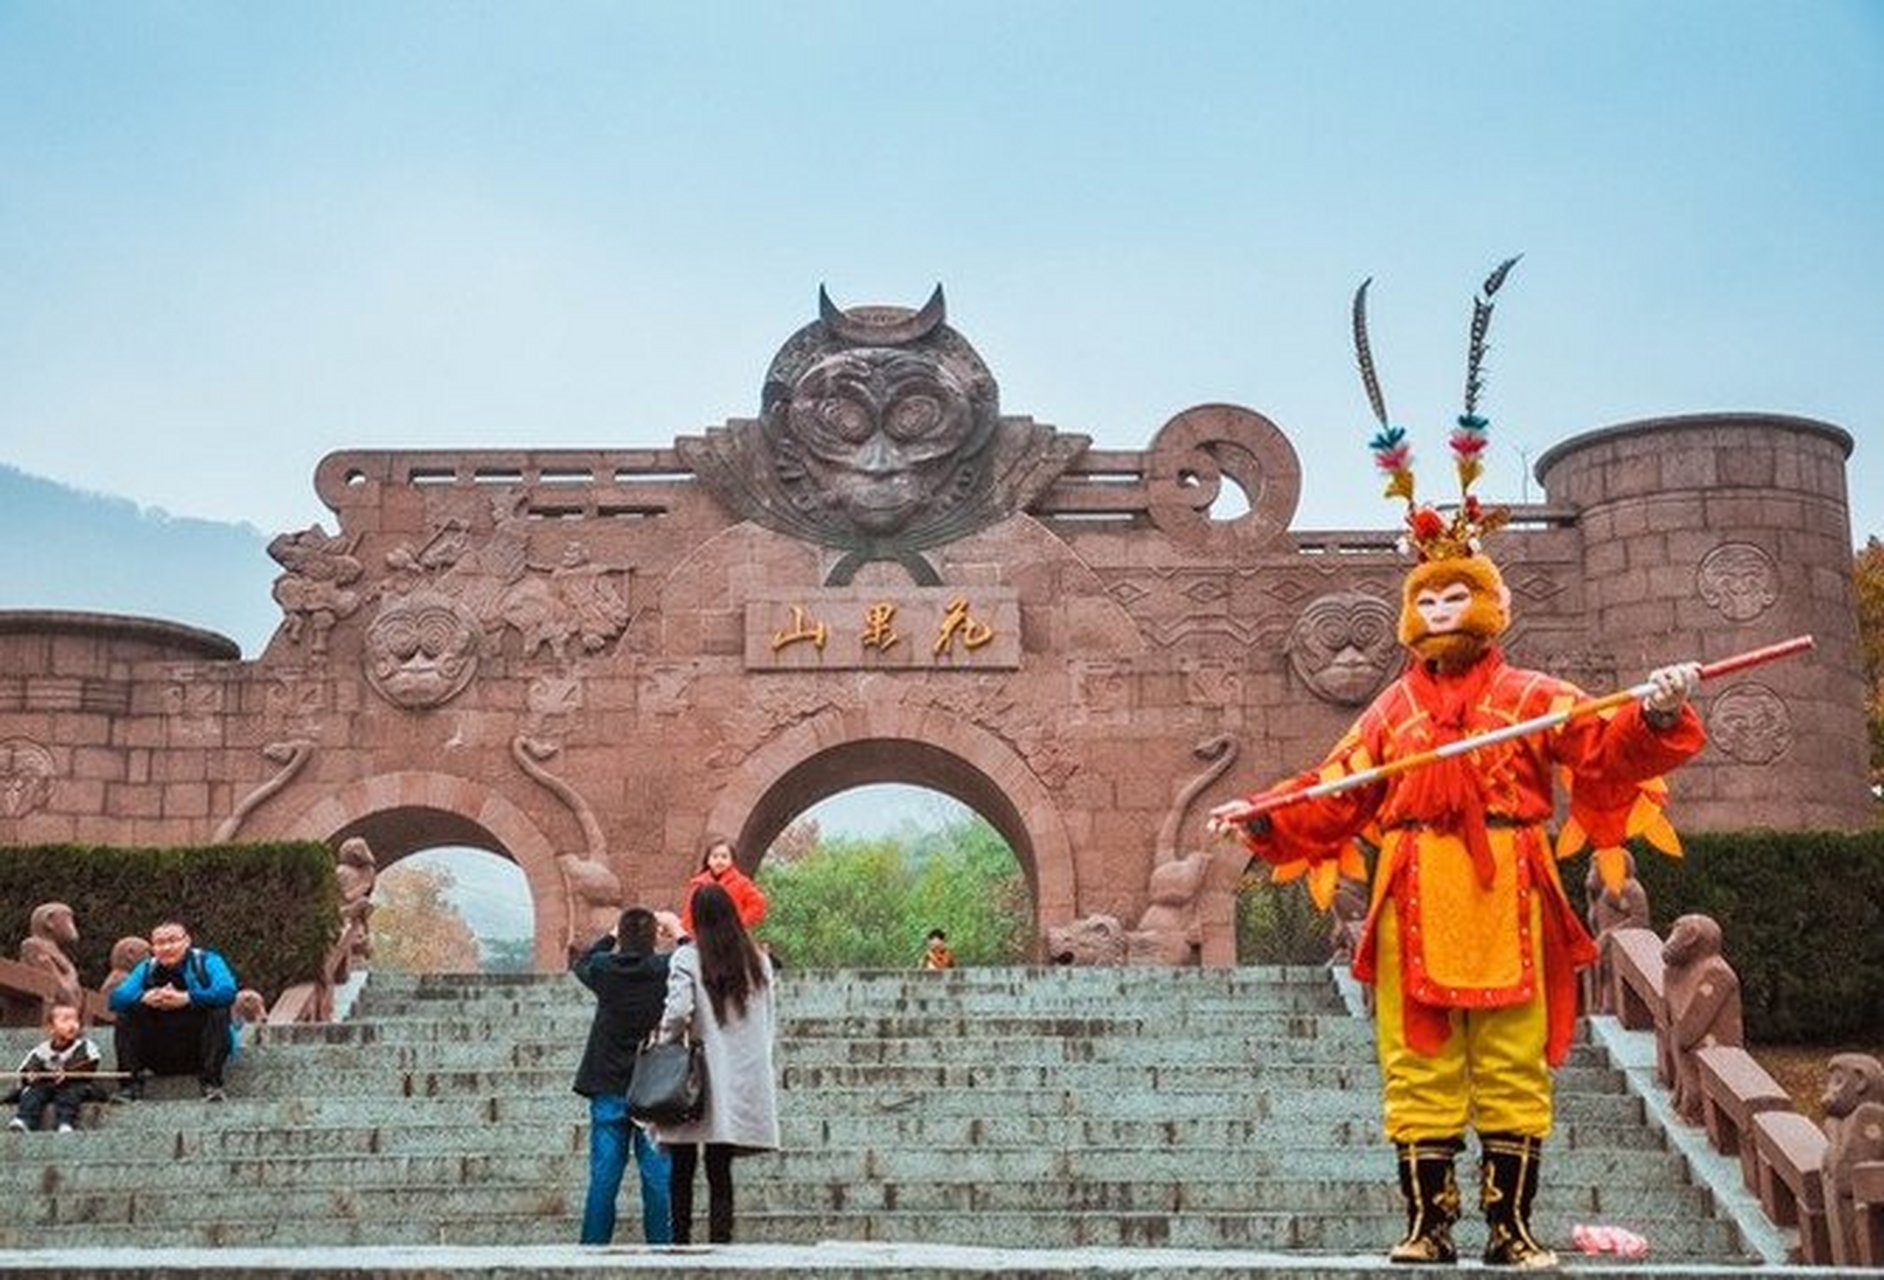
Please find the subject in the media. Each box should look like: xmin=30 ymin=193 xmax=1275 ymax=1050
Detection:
xmin=0 ymin=290 xmax=1871 ymax=966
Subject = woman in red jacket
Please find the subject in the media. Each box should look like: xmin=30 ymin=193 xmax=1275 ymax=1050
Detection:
xmin=679 ymin=835 xmax=767 ymax=938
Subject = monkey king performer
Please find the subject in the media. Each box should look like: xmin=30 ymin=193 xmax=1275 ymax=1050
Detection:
xmin=1211 ymin=261 xmax=1705 ymax=1267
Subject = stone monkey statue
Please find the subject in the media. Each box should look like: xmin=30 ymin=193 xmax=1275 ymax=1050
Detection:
xmin=100 ymin=935 xmax=152 ymax=1006
xmin=334 ymin=836 xmax=380 ymax=975
xmin=18 ymin=901 xmax=83 ymax=1015
xmin=1583 ymin=850 xmax=1649 ymax=1015
xmin=1660 ymin=913 xmax=1743 ymax=1124
xmin=1821 ymin=1052 xmax=1884 ymax=1265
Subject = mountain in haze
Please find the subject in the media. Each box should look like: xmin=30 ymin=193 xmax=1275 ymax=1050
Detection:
xmin=0 ymin=464 xmax=282 ymax=657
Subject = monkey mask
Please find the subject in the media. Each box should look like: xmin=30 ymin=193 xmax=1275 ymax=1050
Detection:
xmin=1398 ymin=553 xmax=1510 ymax=674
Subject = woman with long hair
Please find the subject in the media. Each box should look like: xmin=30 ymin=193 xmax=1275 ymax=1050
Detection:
xmin=651 ymin=881 xmax=780 ymax=1243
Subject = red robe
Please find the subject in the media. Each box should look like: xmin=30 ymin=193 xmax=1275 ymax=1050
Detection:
xmin=1247 ymin=647 xmax=1704 ymax=1065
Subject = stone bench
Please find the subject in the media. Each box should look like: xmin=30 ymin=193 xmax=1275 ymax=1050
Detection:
xmin=1751 ymin=1108 xmax=1832 ymax=1263
xmin=1696 ymin=1043 xmax=1793 ymax=1191
xmin=1850 ymin=1160 xmax=1884 ymax=1267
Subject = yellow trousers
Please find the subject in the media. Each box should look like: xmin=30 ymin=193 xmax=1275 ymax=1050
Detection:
xmin=1373 ymin=899 xmax=1552 ymax=1142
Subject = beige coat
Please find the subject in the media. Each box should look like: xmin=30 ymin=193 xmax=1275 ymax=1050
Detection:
xmin=650 ymin=943 xmax=780 ymax=1150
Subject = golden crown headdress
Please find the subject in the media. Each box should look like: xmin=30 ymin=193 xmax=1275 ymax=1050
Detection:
xmin=1353 ymin=257 xmax=1521 ymax=561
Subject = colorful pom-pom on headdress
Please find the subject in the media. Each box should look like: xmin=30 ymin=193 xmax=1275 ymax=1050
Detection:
xmin=1353 ymin=257 xmax=1521 ymax=561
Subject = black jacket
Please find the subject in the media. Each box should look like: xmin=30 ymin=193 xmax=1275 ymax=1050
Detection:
xmin=571 ymin=937 xmax=670 ymax=1098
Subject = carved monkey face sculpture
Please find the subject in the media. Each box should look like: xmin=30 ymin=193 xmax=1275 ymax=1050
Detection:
xmin=109 ymin=935 xmax=151 ymax=973
xmin=1661 ymin=913 xmax=1721 ymax=966
xmin=365 ymin=591 xmax=482 ymax=708
xmin=1288 ymin=592 xmax=1397 ymax=705
xmin=338 ymin=836 xmax=376 ymax=870
xmin=1823 ymin=1053 xmax=1884 ymax=1118
xmin=30 ymin=902 xmax=77 ymax=947
xmin=776 ymin=349 xmax=988 ymax=535
xmin=1697 ymin=544 xmax=1779 ymax=621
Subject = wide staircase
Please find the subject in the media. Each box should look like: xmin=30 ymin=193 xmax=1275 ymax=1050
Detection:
xmin=1 ymin=965 xmax=1752 ymax=1261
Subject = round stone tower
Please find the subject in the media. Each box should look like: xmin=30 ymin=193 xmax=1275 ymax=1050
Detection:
xmin=1535 ymin=413 xmax=1871 ymax=830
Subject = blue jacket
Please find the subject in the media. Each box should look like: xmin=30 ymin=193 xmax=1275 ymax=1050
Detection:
xmin=107 ymin=947 xmax=239 ymax=1014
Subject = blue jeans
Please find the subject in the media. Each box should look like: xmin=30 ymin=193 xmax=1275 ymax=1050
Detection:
xmin=581 ymin=1094 xmax=673 ymax=1244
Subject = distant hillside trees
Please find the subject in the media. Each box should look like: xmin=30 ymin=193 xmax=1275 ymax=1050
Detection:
xmin=371 ymin=862 xmax=483 ymax=973
xmin=1857 ymin=537 xmax=1884 ymax=801
xmin=757 ymin=814 xmax=1032 ymax=968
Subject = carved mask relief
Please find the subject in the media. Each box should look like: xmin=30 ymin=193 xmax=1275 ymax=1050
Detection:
xmin=364 ymin=590 xmax=482 ymax=708
xmin=774 ymin=348 xmax=985 ymax=536
xmin=676 ymin=286 xmax=1086 ymax=583
xmin=1708 ymin=682 xmax=1792 ymax=764
xmin=0 ymin=737 xmax=56 ymax=818
xmin=1697 ymin=542 xmax=1779 ymax=622
xmin=1287 ymin=591 xmax=1399 ymax=705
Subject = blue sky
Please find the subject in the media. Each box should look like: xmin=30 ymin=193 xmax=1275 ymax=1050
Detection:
xmin=3 ymin=2 xmax=1881 ymax=543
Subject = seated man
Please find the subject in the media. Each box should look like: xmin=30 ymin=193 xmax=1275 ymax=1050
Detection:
xmin=106 ymin=919 xmax=238 ymax=1102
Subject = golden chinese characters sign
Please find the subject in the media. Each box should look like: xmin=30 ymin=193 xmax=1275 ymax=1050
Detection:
xmin=745 ymin=587 xmax=1021 ymax=670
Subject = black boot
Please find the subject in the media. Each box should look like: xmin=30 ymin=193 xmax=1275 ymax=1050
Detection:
xmin=1479 ymin=1132 xmax=1559 ymax=1267
xmin=1389 ymin=1138 xmax=1462 ymax=1264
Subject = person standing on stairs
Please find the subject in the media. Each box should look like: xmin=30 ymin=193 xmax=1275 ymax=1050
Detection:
xmin=1211 ymin=263 xmax=1707 ymax=1268
xmin=572 ymin=905 xmax=676 ymax=1245
xmin=652 ymin=881 xmax=780 ymax=1244
xmin=677 ymin=835 xmax=767 ymax=939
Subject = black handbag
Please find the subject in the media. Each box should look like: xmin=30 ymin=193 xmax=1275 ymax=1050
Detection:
xmin=626 ymin=1036 xmax=706 ymax=1125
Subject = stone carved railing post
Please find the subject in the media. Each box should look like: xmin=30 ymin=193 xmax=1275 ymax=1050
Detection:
xmin=1602 ymin=913 xmax=1884 ymax=1265
xmin=1822 ymin=1053 xmax=1884 ymax=1266
xmin=18 ymin=902 xmax=83 ymax=1017
xmin=1661 ymin=913 xmax=1745 ymax=1125
xmin=264 ymin=836 xmax=383 ymax=1026
xmin=99 ymin=935 xmax=151 ymax=1008
xmin=334 ymin=835 xmax=379 ymax=982
xmin=1583 ymin=850 xmax=1649 ymax=1016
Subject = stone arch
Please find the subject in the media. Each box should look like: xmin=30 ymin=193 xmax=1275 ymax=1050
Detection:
xmin=254 ymin=771 xmax=570 ymax=970
xmin=704 ymin=702 xmax=1076 ymax=930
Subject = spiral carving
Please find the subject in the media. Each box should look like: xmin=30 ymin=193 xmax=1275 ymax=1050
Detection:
xmin=1144 ymin=404 xmax=1300 ymax=548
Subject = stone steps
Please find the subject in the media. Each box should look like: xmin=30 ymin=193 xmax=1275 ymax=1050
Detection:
xmin=0 ymin=1208 xmax=1748 ymax=1255
xmin=243 ymin=1028 xmax=1622 ymax=1069
xmin=0 ymin=1241 xmax=1807 ymax=1279
xmin=133 ymin=1060 xmax=1628 ymax=1099
xmin=57 ymin=1085 xmax=1647 ymax=1130
xmin=0 ymin=964 xmax=1754 ymax=1262
xmin=7 ymin=1183 xmax=1725 ymax=1221
xmin=0 ymin=1143 xmax=1698 ymax=1187
xmin=9 ymin=1109 xmax=1676 ymax=1155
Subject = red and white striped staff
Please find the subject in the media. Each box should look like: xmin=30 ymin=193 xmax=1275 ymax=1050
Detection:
xmin=1216 ymin=634 xmax=1814 ymax=824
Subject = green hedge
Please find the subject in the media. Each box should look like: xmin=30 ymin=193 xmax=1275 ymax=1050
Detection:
xmin=0 ymin=842 xmax=340 ymax=1001
xmin=1585 ymin=830 xmax=1884 ymax=1045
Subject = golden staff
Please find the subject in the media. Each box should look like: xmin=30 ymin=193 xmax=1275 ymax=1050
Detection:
xmin=1220 ymin=635 xmax=1814 ymax=823
xmin=6 ymin=1070 xmax=134 ymax=1080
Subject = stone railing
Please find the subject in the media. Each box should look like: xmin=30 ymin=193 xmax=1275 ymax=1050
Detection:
xmin=1605 ymin=922 xmax=1884 ymax=1266
xmin=263 ymin=929 xmax=350 ymax=1026
xmin=0 ymin=956 xmax=111 ymax=1026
